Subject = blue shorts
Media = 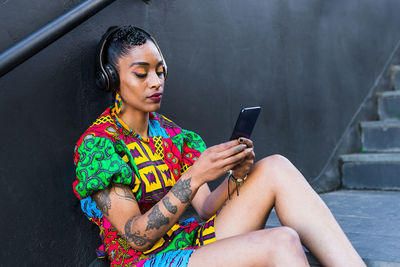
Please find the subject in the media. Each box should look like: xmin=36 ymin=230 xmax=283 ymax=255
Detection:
xmin=143 ymin=249 xmax=195 ymax=267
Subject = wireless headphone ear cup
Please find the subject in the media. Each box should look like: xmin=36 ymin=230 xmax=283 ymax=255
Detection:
xmin=104 ymin=64 xmax=119 ymax=92
xmin=95 ymin=70 xmax=108 ymax=91
xmin=95 ymin=26 xmax=120 ymax=91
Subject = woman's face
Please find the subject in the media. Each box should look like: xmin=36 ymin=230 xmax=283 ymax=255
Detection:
xmin=117 ymin=40 xmax=165 ymax=115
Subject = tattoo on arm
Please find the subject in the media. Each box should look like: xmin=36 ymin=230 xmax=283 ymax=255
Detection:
xmin=114 ymin=184 xmax=136 ymax=202
xmin=145 ymin=205 xmax=169 ymax=231
xmin=124 ymin=216 xmax=154 ymax=247
xmin=162 ymin=196 xmax=177 ymax=214
xmin=93 ymin=187 xmax=112 ymax=216
xmin=171 ymin=178 xmax=192 ymax=203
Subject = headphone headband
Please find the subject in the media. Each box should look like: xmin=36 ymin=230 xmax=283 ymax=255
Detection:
xmin=95 ymin=26 xmax=168 ymax=92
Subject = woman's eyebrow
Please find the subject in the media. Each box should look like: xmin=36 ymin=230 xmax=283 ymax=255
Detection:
xmin=130 ymin=60 xmax=163 ymax=68
xmin=130 ymin=62 xmax=149 ymax=67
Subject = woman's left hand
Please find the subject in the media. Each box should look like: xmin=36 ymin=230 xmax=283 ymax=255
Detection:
xmin=232 ymin=138 xmax=255 ymax=178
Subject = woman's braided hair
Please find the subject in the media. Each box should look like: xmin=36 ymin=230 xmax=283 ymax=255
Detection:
xmin=106 ymin=26 xmax=153 ymax=71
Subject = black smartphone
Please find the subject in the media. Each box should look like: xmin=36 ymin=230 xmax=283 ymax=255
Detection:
xmin=230 ymin=106 xmax=261 ymax=140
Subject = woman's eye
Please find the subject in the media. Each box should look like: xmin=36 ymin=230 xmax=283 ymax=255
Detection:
xmin=134 ymin=73 xmax=147 ymax=78
xmin=156 ymin=66 xmax=165 ymax=77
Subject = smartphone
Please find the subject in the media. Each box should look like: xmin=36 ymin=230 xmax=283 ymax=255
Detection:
xmin=230 ymin=106 xmax=261 ymax=140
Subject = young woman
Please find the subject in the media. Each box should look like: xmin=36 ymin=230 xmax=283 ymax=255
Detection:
xmin=73 ymin=26 xmax=365 ymax=266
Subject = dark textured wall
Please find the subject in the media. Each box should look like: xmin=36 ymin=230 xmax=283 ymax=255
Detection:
xmin=1 ymin=0 xmax=400 ymax=265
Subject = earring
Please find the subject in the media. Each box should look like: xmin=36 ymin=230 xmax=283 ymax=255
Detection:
xmin=114 ymin=92 xmax=122 ymax=115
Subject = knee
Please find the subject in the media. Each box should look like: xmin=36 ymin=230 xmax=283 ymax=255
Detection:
xmin=252 ymin=154 xmax=296 ymax=180
xmin=257 ymin=154 xmax=293 ymax=170
xmin=265 ymin=226 xmax=303 ymax=252
xmin=269 ymin=226 xmax=301 ymax=245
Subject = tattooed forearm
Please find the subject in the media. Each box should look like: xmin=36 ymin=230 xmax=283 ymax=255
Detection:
xmin=171 ymin=178 xmax=192 ymax=203
xmin=124 ymin=215 xmax=154 ymax=247
xmin=114 ymin=184 xmax=136 ymax=202
xmin=162 ymin=196 xmax=177 ymax=214
xmin=145 ymin=205 xmax=169 ymax=231
xmin=93 ymin=187 xmax=112 ymax=216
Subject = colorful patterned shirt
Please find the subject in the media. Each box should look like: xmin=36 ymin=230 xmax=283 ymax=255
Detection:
xmin=72 ymin=107 xmax=216 ymax=266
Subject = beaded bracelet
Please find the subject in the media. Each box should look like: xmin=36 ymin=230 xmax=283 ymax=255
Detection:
xmin=227 ymin=170 xmax=248 ymax=200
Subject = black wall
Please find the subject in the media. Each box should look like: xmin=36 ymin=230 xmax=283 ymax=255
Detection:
xmin=1 ymin=0 xmax=400 ymax=265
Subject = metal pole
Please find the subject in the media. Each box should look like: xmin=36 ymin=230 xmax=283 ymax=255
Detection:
xmin=0 ymin=0 xmax=116 ymax=77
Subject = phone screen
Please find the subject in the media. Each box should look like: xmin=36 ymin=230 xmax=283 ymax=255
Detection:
xmin=230 ymin=106 xmax=261 ymax=140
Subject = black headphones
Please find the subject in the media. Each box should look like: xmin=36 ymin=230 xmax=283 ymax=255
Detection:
xmin=95 ymin=26 xmax=168 ymax=92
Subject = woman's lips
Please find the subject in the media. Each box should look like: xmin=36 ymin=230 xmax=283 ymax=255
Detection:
xmin=148 ymin=93 xmax=162 ymax=102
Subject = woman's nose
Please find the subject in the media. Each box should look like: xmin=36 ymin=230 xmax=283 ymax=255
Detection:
xmin=149 ymin=71 xmax=162 ymax=89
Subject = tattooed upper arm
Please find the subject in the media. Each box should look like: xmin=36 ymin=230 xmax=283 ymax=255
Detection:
xmin=93 ymin=184 xmax=148 ymax=250
xmin=93 ymin=187 xmax=112 ymax=216
xmin=92 ymin=184 xmax=137 ymax=217
xmin=114 ymin=183 xmax=137 ymax=202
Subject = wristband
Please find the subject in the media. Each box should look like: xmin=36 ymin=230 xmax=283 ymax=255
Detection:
xmin=227 ymin=171 xmax=248 ymax=200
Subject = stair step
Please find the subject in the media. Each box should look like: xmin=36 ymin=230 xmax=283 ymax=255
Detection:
xmin=377 ymin=91 xmax=400 ymax=120
xmin=391 ymin=65 xmax=400 ymax=91
xmin=361 ymin=121 xmax=400 ymax=152
xmin=340 ymin=153 xmax=400 ymax=190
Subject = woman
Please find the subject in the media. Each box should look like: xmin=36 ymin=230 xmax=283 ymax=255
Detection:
xmin=73 ymin=26 xmax=365 ymax=266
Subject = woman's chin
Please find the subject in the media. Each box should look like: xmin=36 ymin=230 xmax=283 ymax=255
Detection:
xmin=146 ymin=102 xmax=162 ymax=112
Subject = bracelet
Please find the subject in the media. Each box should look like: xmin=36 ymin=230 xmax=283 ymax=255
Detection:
xmin=227 ymin=170 xmax=248 ymax=200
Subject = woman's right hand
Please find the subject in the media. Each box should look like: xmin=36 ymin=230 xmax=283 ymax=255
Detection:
xmin=187 ymin=140 xmax=253 ymax=186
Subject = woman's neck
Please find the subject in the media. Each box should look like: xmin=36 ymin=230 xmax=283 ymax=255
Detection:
xmin=119 ymin=108 xmax=150 ymax=139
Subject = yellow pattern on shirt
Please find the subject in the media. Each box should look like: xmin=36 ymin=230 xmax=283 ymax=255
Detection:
xmin=126 ymin=141 xmax=175 ymax=195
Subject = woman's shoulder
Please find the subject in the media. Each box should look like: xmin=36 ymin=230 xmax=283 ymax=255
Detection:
xmin=73 ymin=107 xmax=119 ymax=163
xmin=75 ymin=108 xmax=117 ymax=145
xmin=73 ymin=107 xmax=134 ymax=199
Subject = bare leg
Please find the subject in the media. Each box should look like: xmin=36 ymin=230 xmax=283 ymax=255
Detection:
xmin=213 ymin=155 xmax=365 ymax=267
xmin=189 ymin=227 xmax=308 ymax=267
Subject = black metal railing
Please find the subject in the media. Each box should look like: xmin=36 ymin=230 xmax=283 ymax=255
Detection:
xmin=0 ymin=0 xmax=116 ymax=77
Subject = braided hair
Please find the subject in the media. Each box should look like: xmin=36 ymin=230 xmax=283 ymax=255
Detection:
xmin=106 ymin=26 xmax=154 ymax=71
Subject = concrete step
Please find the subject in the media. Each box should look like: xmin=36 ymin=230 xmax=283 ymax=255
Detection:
xmin=391 ymin=65 xmax=400 ymax=91
xmin=361 ymin=121 xmax=400 ymax=152
xmin=267 ymin=190 xmax=400 ymax=266
xmin=377 ymin=91 xmax=400 ymax=120
xmin=340 ymin=153 xmax=400 ymax=190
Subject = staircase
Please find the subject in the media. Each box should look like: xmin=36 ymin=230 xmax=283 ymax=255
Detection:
xmin=340 ymin=65 xmax=400 ymax=190
xmin=268 ymin=65 xmax=400 ymax=266
xmin=326 ymin=66 xmax=400 ymax=266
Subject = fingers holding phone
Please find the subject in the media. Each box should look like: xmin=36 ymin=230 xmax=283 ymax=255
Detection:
xmin=188 ymin=106 xmax=260 ymax=185
xmin=238 ymin=137 xmax=253 ymax=149
xmin=236 ymin=137 xmax=255 ymax=164
xmin=188 ymin=140 xmax=250 ymax=185
xmin=232 ymin=138 xmax=255 ymax=178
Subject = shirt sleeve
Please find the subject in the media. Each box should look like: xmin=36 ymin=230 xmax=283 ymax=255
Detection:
xmin=179 ymin=129 xmax=207 ymax=176
xmin=73 ymin=135 xmax=134 ymax=199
